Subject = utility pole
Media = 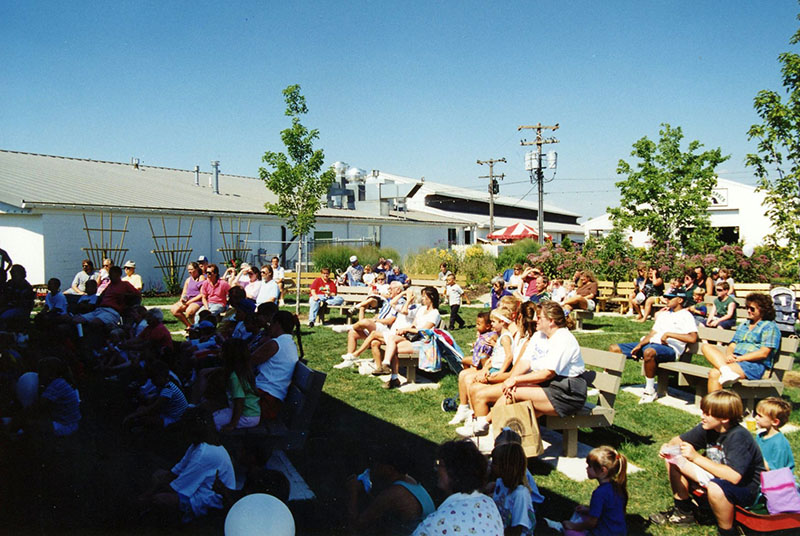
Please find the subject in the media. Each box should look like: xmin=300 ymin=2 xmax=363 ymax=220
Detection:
xmin=519 ymin=123 xmax=559 ymax=244
xmin=477 ymin=158 xmax=506 ymax=236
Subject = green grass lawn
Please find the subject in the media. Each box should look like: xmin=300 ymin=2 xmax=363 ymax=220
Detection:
xmin=145 ymin=300 xmax=800 ymax=535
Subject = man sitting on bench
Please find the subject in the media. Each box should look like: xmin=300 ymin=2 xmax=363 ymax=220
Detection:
xmin=609 ymin=289 xmax=697 ymax=404
xmin=336 ymin=282 xmax=406 ymax=370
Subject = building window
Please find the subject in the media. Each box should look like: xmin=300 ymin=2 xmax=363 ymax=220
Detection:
xmin=314 ymin=231 xmax=333 ymax=242
xmin=464 ymin=229 xmax=472 ymax=244
xmin=716 ymin=226 xmax=739 ymax=244
xmin=447 ymin=228 xmax=457 ymax=246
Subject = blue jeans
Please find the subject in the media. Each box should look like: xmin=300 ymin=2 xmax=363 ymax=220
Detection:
xmin=308 ymin=295 xmax=344 ymax=323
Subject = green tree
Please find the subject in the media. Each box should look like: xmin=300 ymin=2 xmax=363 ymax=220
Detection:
xmin=609 ymin=123 xmax=728 ymax=250
xmin=259 ymin=84 xmax=335 ymax=313
xmin=595 ymin=228 xmax=634 ymax=293
xmin=746 ymin=14 xmax=800 ymax=271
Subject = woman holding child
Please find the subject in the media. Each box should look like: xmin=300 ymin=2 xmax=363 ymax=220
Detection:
xmin=702 ymin=293 xmax=781 ymax=392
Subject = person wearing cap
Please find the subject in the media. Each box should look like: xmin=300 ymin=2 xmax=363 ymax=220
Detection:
xmin=122 ymin=260 xmax=143 ymax=291
xmin=197 ymin=255 xmax=209 ymax=273
xmin=344 ymin=255 xmax=364 ymax=286
xmin=609 ymin=288 xmax=698 ymax=404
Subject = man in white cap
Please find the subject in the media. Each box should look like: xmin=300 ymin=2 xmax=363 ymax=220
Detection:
xmin=197 ymin=255 xmax=209 ymax=273
xmin=122 ymin=260 xmax=143 ymax=290
xmin=344 ymin=255 xmax=364 ymax=286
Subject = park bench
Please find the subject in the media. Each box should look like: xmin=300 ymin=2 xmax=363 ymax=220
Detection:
xmin=732 ymin=282 xmax=771 ymax=298
xmin=595 ymin=281 xmax=633 ymax=313
xmin=656 ymin=324 xmax=799 ymax=412
xmin=221 ymin=360 xmax=327 ymax=453
xmin=543 ymin=347 xmax=626 ymax=457
xmin=570 ymin=309 xmax=594 ymax=330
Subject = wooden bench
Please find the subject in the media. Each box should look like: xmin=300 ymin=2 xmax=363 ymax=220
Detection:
xmin=544 ymin=347 xmax=626 ymax=457
xmin=221 ymin=361 xmax=327 ymax=452
xmin=656 ymin=324 xmax=799 ymax=411
xmin=570 ymin=309 xmax=594 ymax=330
xmin=733 ymin=283 xmax=771 ymax=298
xmin=596 ymin=281 xmax=633 ymax=313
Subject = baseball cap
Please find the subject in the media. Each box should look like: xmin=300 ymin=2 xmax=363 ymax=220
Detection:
xmin=350 ymin=255 xmax=358 ymax=263
xmin=198 ymin=255 xmax=208 ymax=262
xmin=123 ymin=260 xmax=136 ymax=268
xmin=663 ymin=289 xmax=688 ymax=299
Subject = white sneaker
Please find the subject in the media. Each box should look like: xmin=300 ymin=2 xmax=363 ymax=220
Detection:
xmin=456 ymin=419 xmax=489 ymax=438
xmin=341 ymin=353 xmax=356 ymax=361
xmin=719 ymin=366 xmax=741 ymax=387
xmin=639 ymin=390 xmax=657 ymax=404
xmin=333 ymin=359 xmax=355 ymax=369
xmin=448 ymin=407 xmax=472 ymax=426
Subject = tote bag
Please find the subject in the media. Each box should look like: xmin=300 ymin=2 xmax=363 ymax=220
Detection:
xmin=761 ymin=467 xmax=800 ymax=514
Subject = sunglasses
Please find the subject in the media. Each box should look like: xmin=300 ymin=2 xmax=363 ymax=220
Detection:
xmin=261 ymin=270 xmax=269 ymax=274
xmin=206 ymin=271 xmax=216 ymax=275
xmin=747 ymin=306 xmax=758 ymax=312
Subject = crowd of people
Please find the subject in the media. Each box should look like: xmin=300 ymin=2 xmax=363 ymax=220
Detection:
xmin=0 ymin=252 xmax=302 ymax=527
xmin=1 ymin=246 xmax=796 ymax=534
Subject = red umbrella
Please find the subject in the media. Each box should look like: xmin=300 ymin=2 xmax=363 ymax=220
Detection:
xmin=486 ymin=222 xmax=551 ymax=241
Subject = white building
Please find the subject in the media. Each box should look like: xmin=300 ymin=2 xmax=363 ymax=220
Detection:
xmin=582 ymin=178 xmax=774 ymax=248
xmin=0 ymin=150 xmax=472 ymax=287
xmin=362 ymin=171 xmax=585 ymax=245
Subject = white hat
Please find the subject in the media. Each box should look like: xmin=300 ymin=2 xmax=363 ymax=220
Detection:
xmin=349 ymin=255 xmax=358 ymax=263
xmin=198 ymin=255 xmax=208 ymax=262
xmin=124 ymin=260 xmax=136 ymax=268
xmin=386 ymin=258 xmax=393 ymax=264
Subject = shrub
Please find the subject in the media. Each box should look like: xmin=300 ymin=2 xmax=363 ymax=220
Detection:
xmin=405 ymin=248 xmax=460 ymax=275
xmin=496 ymin=239 xmax=541 ymax=270
xmin=460 ymin=246 xmax=497 ymax=283
xmin=311 ymin=244 xmax=398 ymax=272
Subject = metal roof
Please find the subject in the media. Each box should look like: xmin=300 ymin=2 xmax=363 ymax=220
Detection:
xmin=0 ymin=150 xmax=464 ymax=225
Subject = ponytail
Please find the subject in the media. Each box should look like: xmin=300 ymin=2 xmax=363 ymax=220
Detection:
xmin=587 ymin=445 xmax=628 ymax=510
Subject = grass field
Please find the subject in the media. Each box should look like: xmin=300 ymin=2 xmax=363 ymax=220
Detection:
xmin=247 ymin=304 xmax=800 ymax=535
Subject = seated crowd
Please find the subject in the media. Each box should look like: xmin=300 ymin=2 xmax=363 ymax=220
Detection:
xmin=1 ymin=249 xmax=795 ymax=535
xmin=0 ymin=254 xmax=298 ymax=527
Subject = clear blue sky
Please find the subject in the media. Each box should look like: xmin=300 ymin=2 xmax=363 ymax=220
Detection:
xmin=2 ymin=1 xmax=797 ymax=219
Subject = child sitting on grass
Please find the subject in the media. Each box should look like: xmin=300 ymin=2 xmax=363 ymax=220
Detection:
xmin=561 ymin=446 xmax=627 ymax=536
xmin=651 ymin=390 xmax=764 ymax=536
xmin=490 ymin=441 xmax=536 ymax=535
xmin=124 ymin=360 xmax=188 ymax=431
xmin=755 ymin=397 xmax=795 ymax=472
xmin=447 ymin=312 xmax=497 ymax=425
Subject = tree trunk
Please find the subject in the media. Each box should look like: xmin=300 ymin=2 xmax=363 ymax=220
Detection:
xmin=295 ymin=235 xmax=303 ymax=316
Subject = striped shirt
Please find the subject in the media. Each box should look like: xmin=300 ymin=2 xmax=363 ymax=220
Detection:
xmin=377 ymin=296 xmax=406 ymax=320
xmin=159 ymin=381 xmax=189 ymax=421
xmin=42 ymin=378 xmax=81 ymax=427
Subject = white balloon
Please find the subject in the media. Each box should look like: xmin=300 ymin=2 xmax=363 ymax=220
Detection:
xmin=742 ymin=244 xmax=755 ymax=257
xmin=16 ymin=372 xmax=39 ymax=408
xmin=225 ymin=493 xmax=295 ymax=536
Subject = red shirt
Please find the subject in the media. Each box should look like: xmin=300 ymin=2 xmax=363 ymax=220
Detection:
xmin=201 ymin=278 xmax=230 ymax=305
xmin=141 ymin=323 xmax=173 ymax=352
xmin=99 ymin=280 xmax=140 ymax=313
xmin=310 ymin=277 xmax=337 ymax=297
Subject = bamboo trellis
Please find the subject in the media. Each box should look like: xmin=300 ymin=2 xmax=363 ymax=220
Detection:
xmin=217 ymin=217 xmax=252 ymax=265
xmin=81 ymin=212 xmax=130 ymax=268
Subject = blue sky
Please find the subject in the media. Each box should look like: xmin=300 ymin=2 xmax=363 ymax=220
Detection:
xmin=2 ymin=1 xmax=797 ymax=219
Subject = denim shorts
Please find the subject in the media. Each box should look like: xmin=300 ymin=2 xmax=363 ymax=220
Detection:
xmin=617 ymin=342 xmax=676 ymax=363
xmin=738 ymin=359 xmax=767 ymax=380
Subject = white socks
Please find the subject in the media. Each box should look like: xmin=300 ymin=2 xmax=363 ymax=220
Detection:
xmin=645 ymin=377 xmax=656 ymax=394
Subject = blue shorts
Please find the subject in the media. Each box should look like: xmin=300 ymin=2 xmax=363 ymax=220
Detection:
xmin=617 ymin=342 xmax=676 ymax=363
xmin=738 ymin=360 xmax=767 ymax=380
xmin=709 ymin=478 xmax=758 ymax=508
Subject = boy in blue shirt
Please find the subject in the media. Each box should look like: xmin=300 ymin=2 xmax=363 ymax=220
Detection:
xmin=755 ymin=397 xmax=795 ymax=472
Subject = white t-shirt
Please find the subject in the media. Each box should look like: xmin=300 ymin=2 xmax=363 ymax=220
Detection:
xmin=255 ymin=279 xmax=280 ymax=305
xmin=272 ymin=265 xmax=285 ymax=282
xmin=244 ymin=279 xmax=262 ymax=300
xmin=519 ymin=331 xmax=549 ymax=372
xmin=413 ymin=306 xmax=441 ymax=330
xmin=650 ymin=308 xmax=698 ymax=357
xmin=539 ymin=327 xmax=585 ymax=377
xmin=255 ymin=333 xmax=298 ymax=401
xmin=446 ymin=284 xmax=464 ymax=306
xmin=170 ymin=442 xmax=235 ymax=519
xmin=363 ymin=272 xmax=376 ymax=285
xmin=550 ymin=286 xmax=566 ymax=304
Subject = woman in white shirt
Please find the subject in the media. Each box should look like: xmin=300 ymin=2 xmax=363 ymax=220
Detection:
xmin=496 ymin=301 xmax=587 ymax=417
xmin=381 ymin=286 xmax=442 ymax=389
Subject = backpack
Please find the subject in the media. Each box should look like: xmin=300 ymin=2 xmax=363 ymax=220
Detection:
xmin=770 ymin=287 xmax=798 ymax=337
